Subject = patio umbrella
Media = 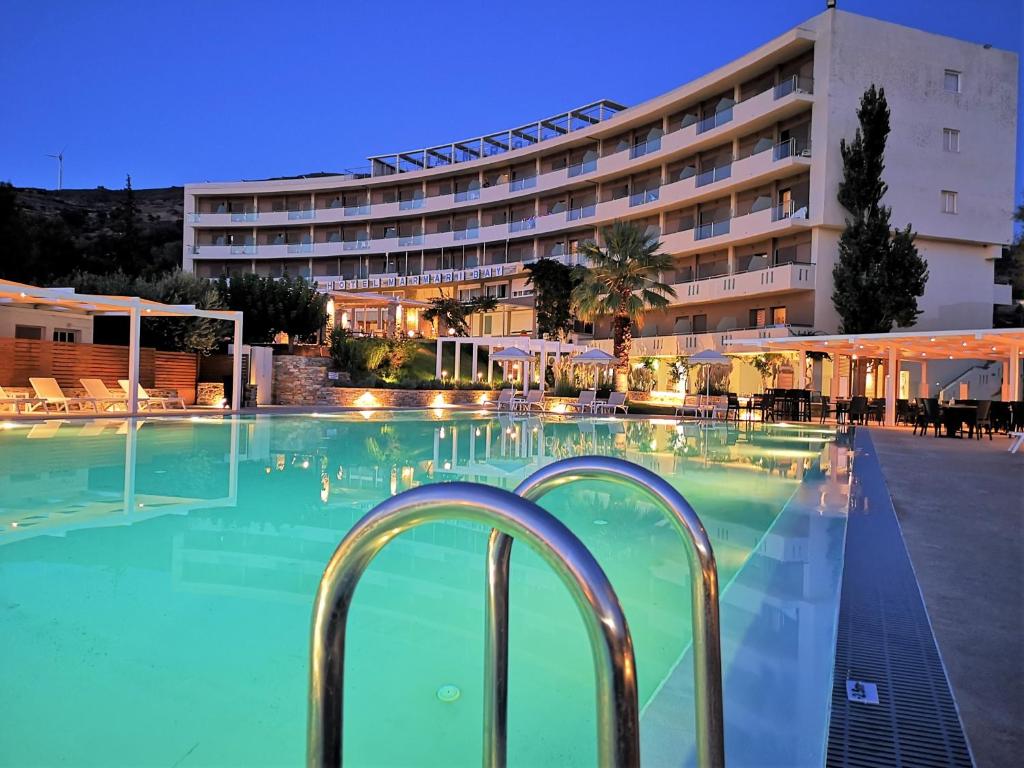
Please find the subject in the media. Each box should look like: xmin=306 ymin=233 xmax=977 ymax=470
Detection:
xmin=571 ymin=348 xmax=617 ymax=391
xmin=490 ymin=347 xmax=534 ymax=392
xmin=688 ymin=348 xmax=731 ymax=401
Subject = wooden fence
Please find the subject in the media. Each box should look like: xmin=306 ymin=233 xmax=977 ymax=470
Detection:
xmin=0 ymin=338 xmax=199 ymax=404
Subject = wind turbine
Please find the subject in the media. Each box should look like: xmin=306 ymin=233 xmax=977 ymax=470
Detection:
xmin=46 ymin=148 xmax=65 ymax=190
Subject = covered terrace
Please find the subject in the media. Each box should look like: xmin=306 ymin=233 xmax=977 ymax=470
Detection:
xmin=727 ymin=327 xmax=1024 ymax=426
xmin=0 ymin=279 xmax=243 ymax=414
xmin=327 ymin=290 xmax=429 ymax=337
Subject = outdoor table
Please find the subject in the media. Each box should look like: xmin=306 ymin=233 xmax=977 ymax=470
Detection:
xmin=939 ymin=404 xmax=977 ymax=438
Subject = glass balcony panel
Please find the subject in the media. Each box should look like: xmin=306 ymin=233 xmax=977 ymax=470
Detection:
xmin=695 ymin=163 xmax=732 ymax=187
xmin=287 ymin=209 xmax=314 ymax=220
xmin=399 ymin=196 xmax=425 ymax=210
xmin=695 ymin=219 xmax=731 ymax=240
xmin=568 ymin=159 xmax=597 ymax=177
xmin=230 ymin=211 xmax=258 ymax=222
xmin=629 ymin=188 xmax=660 ymax=207
xmin=771 ymin=201 xmax=809 ymax=221
xmin=567 ymin=205 xmax=596 ymax=221
xmin=343 ymin=239 xmax=370 ymax=251
xmin=696 ymin=107 xmax=733 ymax=134
xmin=774 ymin=75 xmax=814 ymax=99
xmin=454 ymin=186 xmax=481 ymax=203
xmin=287 ymin=242 xmax=313 ymax=254
xmin=629 ymin=136 xmax=662 ymax=159
xmin=344 ymin=204 xmax=370 ymax=216
xmin=398 ymin=234 xmax=424 ymax=246
xmin=509 ymin=218 xmax=537 ymax=233
xmin=509 ymin=175 xmax=537 ymax=192
xmin=229 ymin=244 xmax=256 ymax=255
xmin=454 ymin=226 xmax=479 ymax=241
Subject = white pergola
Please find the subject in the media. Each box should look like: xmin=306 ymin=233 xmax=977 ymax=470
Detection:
xmin=0 ymin=279 xmax=244 ymax=414
xmin=434 ymin=335 xmax=588 ymax=392
xmin=727 ymin=327 xmax=1024 ymax=426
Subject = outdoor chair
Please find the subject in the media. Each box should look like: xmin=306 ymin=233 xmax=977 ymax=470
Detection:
xmin=974 ymin=400 xmax=993 ymax=440
xmin=1008 ymin=431 xmax=1024 ymax=454
xmin=913 ymin=398 xmax=941 ymax=436
xmin=726 ymin=393 xmax=741 ymax=421
xmin=565 ymin=390 xmax=597 ymax=413
xmin=0 ymin=385 xmax=46 ymax=414
xmin=847 ymin=396 xmax=868 ymax=425
xmin=29 ymin=378 xmax=100 ymax=413
xmin=594 ymin=391 xmax=628 ymax=415
xmin=117 ymin=381 xmax=186 ymax=410
xmin=514 ymin=390 xmax=545 ymax=412
xmin=485 ymin=388 xmax=516 ymax=411
xmin=676 ymin=394 xmax=705 ymax=419
xmin=895 ymin=399 xmax=913 ymax=426
xmin=80 ymin=379 xmax=129 ymax=412
xmin=760 ymin=393 xmax=775 ymax=422
xmin=707 ymin=396 xmax=729 ymax=421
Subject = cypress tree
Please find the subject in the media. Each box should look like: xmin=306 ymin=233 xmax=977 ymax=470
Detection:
xmin=832 ymin=86 xmax=928 ymax=333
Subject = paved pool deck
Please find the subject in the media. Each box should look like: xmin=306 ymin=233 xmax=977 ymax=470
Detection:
xmin=867 ymin=427 xmax=1024 ymax=768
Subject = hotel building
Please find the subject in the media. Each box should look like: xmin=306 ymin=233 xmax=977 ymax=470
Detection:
xmin=183 ymin=8 xmax=1016 ymax=380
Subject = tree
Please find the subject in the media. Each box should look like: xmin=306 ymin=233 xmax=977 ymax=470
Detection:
xmin=217 ymin=273 xmax=327 ymax=345
xmin=994 ymin=202 xmax=1024 ymax=327
xmin=64 ymin=269 xmax=223 ymax=354
xmin=571 ymin=222 xmax=676 ymax=391
xmin=832 ymin=85 xmax=928 ymax=333
xmin=110 ymin=174 xmax=142 ymax=275
xmin=422 ymin=293 xmax=498 ymax=336
xmin=525 ymin=257 xmax=579 ymax=339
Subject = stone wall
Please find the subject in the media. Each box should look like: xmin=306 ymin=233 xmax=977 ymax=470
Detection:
xmin=317 ymin=387 xmax=490 ymax=408
xmin=273 ymin=356 xmax=330 ymax=405
xmin=196 ymin=382 xmax=225 ymax=406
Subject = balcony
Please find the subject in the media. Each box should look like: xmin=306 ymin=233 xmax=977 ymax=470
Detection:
xmin=696 ymin=163 xmax=732 ymax=187
xmin=664 ymin=262 xmax=816 ymax=307
xmin=344 ymin=204 xmax=370 ymax=216
xmin=629 ymin=136 xmax=662 ymax=159
xmin=568 ymin=159 xmax=597 ymax=177
xmin=697 ymin=107 xmax=733 ymax=135
xmin=509 ymin=218 xmax=537 ymax=233
xmin=567 ymin=204 xmax=596 ymax=221
xmin=592 ymin=324 xmax=812 ymax=357
xmin=696 ymin=218 xmax=731 ymax=240
xmin=773 ymin=74 xmax=814 ymax=100
xmin=287 ymin=209 xmax=314 ymax=221
xmin=231 ymin=211 xmax=259 ymax=222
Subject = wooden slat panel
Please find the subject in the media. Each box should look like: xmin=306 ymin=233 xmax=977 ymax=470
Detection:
xmin=0 ymin=339 xmax=199 ymax=403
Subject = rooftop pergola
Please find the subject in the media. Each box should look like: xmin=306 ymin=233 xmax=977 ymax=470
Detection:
xmin=727 ymin=327 xmax=1024 ymax=426
xmin=0 ymin=279 xmax=244 ymax=413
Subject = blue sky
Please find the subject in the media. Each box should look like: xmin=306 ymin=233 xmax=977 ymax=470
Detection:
xmin=1 ymin=0 xmax=1020 ymax=200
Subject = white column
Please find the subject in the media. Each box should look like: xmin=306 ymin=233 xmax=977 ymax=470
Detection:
xmin=127 ymin=304 xmax=141 ymax=414
xmin=488 ymin=345 xmax=494 ymax=384
xmin=454 ymin=340 xmax=462 ymax=382
xmin=829 ymin=353 xmax=840 ymax=399
xmin=884 ymin=346 xmax=897 ymax=427
xmin=1011 ymin=345 xmax=1021 ymax=401
xmin=435 ymin=336 xmax=443 ymax=380
xmin=1001 ymin=358 xmax=1010 ymax=401
xmin=538 ymin=341 xmax=547 ymax=394
xmin=919 ymin=360 xmax=929 ymax=398
xmin=232 ymin=315 xmax=244 ymax=411
xmin=471 ymin=343 xmax=479 ymax=382
xmin=797 ymin=350 xmax=807 ymax=389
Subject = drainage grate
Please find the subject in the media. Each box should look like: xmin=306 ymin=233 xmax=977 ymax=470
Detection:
xmin=826 ymin=429 xmax=973 ymax=768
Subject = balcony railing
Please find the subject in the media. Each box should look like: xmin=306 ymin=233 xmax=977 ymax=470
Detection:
xmin=398 ymin=234 xmax=425 ymax=246
xmin=344 ymin=204 xmax=370 ymax=216
xmin=772 ymin=138 xmax=811 ymax=161
xmin=770 ymin=201 xmax=809 ymax=222
xmin=696 ymin=219 xmax=731 ymax=240
xmin=454 ymin=188 xmax=481 ymax=203
xmin=399 ymin=197 xmax=425 ymax=210
xmin=509 ymin=218 xmax=537 ymax=233
xmin=509 ymin=176 xmax=537 ymax=192
xmin=629 ymin=136 xmax=662 ymax=159
xmin=696 ymin=107 xmax=733 ymax=134
xmin=453 ymin=227 xmax=479 ymax=241
xmin=568 ymin=159 xmax=597 ymax=177
xmin=229 ymin=244 xmax=256 ymax=255
xmin=774 ymin=75 xmax=814 ymax=99
xmin=287 ymin=209 xmax=314 ymax=220
xmin=230 ymin=211 xmax=258 ymax=222
xmin=629 ymin=188 xmax=660 ymax=207
xmin=343 ymin=239 xmax=370 ymax=251
xmin=567 ymin=204 xmax=596 ymax=221
xmin=695 ymin=163 xmax=732 ymax=187
xmin=287 ymin=242 xmax=313 ymax=253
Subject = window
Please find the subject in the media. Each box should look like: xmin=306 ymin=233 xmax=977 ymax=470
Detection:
xmin=944 ymin=69 xmax=961 ymax=93
xmin=692 ymin=314 xmax=708 ymax=334
xmin=943 ymin=128 xmax=960 ymax=153
xmin=771 ymin=306 xmax=788 ymax=325
xmin=749 ymin=308 xmax=766 ymax=328
xmin=941 ymin=190 xmax=958 ymax=214
xmin=52 ymin=329 xmax=80 ymax=343
xmin=14 ymin=325 xmax=43 ymax=340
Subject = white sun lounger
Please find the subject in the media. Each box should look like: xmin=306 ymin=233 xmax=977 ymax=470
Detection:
xmin=513 ymin=390 xmax=545 ymax=412
xmin=79 ymin=379 xmax=129 ymax=412
xmin=117 ymin=381 xmax=186 ymax=410
xmin=1009 ymin=431 xmax=1023 ymax=454
xmin=29 ymin=378 xmax=100 ymax=413
xmin=565 ymin=390 xmax=597 ymax=413
xmin=594 ymin=391 xmax=628 ymax=415
xmin=485 ymin=388 xmax=517 ymax=411
xmin=0 ymin=385 xmax=46 ymax=414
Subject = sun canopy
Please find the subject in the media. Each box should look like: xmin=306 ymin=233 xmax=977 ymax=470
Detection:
xmin=688 ymin=349 xmax=731 ymax=365
xmin=489 ymin=347 xmax=534 ymax=361
xmin=572 ymin=348 xmax=617 ymax=365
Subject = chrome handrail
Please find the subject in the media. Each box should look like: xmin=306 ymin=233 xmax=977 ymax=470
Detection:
xmin=308 ymin=481 xmax=640 ymax=768
xmin=485 ymin=456 xmax=725 ymax=768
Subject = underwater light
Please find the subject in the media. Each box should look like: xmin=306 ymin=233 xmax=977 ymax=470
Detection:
xmin=436 ymin=685 xmax=460 ymax=703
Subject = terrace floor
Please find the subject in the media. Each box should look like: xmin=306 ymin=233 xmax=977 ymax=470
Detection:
xmin=867 ymin=427 xmax=1024 ymax=768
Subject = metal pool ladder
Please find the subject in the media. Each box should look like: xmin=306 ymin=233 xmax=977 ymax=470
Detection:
xmin=307 ymin=457 xmax=724 ymax=768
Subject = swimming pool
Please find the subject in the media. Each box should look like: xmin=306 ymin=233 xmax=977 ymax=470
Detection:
xmin=0 ymin=412 xmax=850 ymax=767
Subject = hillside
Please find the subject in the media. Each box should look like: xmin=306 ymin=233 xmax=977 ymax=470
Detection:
xmin=0 ymin=183 xmax=184 ymax=283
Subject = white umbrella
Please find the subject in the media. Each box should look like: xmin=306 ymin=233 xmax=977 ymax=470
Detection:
xmin=688 ymin=349 xmax=731 ymax=402
xmin=572 ymin=348 xmax=617 ymax=391
xmin=490 ymin=347 xmax=534 ymax=392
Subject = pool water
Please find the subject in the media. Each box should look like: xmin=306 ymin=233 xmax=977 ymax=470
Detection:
xmin=0 ymin=412 xmax=851 ymax=767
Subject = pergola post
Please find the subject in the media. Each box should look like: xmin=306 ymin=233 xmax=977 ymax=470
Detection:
xmin=127 ymin=303 xmax=141 ymax=414
xmin=435 ymin=336 xmax=443 ymax=380
xmin=829 ymin=353 xmax=840 ymax=399
xmin=1011 ymin=345 xmax=1021 ymax=401
xmin=231 ymin=314 xmax=244 ymax=411
xmin=488 ymin=345 xmax=494 ymax=384
xmin=471 ymin=343 xmax=479 ymax=383
xmin=885 ymin=346 xmax=897 ymax=426
xmin=454 ymin=340 xmax=462 ymax=382
xmin=797 ymin=351 xmax=807 ymax=390
xmin=538 ymin=341 xmax=547 ymax=394
xmin=919 ymin=360 xmax=929 ymax=398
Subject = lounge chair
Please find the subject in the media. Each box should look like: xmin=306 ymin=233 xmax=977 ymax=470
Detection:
xmin=514 ymin=390 xmax=545 ymax=412
xmin=706 ymin=395 xmax=729 ymax=421
xmin=594 ymin=391 xmax=628 ymax=415
xmin=29 ymin=377 xmax=100 ymax=412
xmin=0 ymin=385 xmax=46 ymax=414
xmin=1009 ymin=431 xmax=1024 ymax=454
xmin=565 ymin=390 xmax=597 ymax=413
xmin=676 ymin=394 xmax=705 ymax=419
xmin=80 ymin=379 xmax=129 ymax=412
xmin=485 ymin=388 xmax=517 ymax=411
xmin=117 ymin=380 xmax=186 ymax=410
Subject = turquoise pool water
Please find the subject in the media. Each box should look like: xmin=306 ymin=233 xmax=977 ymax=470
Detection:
xmin=0 ymin=413 xmax=850 ymax=767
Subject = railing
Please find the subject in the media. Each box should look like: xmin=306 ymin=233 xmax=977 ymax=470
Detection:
xmin=568 ymin=204 xmax=596 ymax=221
xmin=343 ymin=204 xmax=370 ymax=216
xmin=288 ymin=209 xmax=315 ymax=220
xmin=509 ymin=176 xmax=537 ymax=192
xmin=770 ymin=201 xmax=809 ymax=222
xmin=629 ymin=136 xmax=662 ymax=159
xmin=230 ymin=211 xmax=258 ymax=222
xmin=454 ymin=188 xmax=481 ymax=203
xmin=308 ymin=481 xmax=640 ymax=768
xmin=398 ymin=233 xmax=424 ymax=246
xmin=774 ymin=74 xmax=814 ymax=99
xmin=509 ymin=218 xmax=536 ymax=233
xmin=287 ymin=242 xmax=313 ymax=253
xmin=398 ymin=197 xmax=424 ymax=210
xmin=453 ymin=227 xmax=479 ymax=241
xmin=697 ymin=107 xmax=733 ymax=134
xmin=229 ymin=244 xmax=256 ymax=255
xmin=696 ymin=218 xmax=731 ymax=240
xmin=342 ymin=239 xmax=370 ymax=251
xmin=485 ymin=457 xmax=724 ymax=768
xmin=696 ymin=163 xmax=732 ymax=187
xmin=772 ymin=138 xmax=811 ymax=161
xmin=568 ymin=159 xmax=597 ymax=177
xmin=629 ymin=188 xmax=660 ymax=207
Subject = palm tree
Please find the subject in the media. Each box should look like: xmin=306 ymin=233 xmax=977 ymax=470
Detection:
xmin=572 ymin=222 xmax=676 ymax=392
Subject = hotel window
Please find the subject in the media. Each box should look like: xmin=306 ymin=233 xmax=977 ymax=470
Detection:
xmin=943 ymin=69 xmax=961 ymax=93
xmin=749 ymin=308 xmax=767 ymax=328
xmin=943 ymin=128 xmax=960 ymax=153
xmin=14 ymin=325 xmax=43 ymax=340
xmin=771 ymin=306 xmax=787 ymax=325
xmin=53 ymin=329 xmax=80 ymax=343
xmin=692 ymin=314 xmax=708 ymax=334
xmin=941 ymin=190 xmax=958 ymax=214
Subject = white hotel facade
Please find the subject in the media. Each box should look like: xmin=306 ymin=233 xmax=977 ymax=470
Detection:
xmin=183 ymin=9 xmax=1017 ymax=376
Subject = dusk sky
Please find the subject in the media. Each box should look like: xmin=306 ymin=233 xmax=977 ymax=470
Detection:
xmin=1 ymin=0 xmax=1021 ymax=198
